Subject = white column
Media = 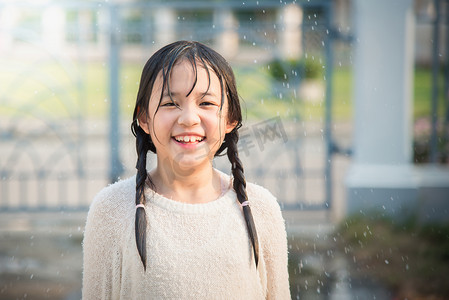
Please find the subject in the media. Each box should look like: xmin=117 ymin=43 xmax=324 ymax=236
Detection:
xmin=345 ymin=0 xmax=418 ymax=216
xmin=334 ymin=0 xmax=351 ymax=33
xmin=97 ymin=8 xmax=108 ymax=57
xmin=78 ymin=10 xmax=92 ymax=44
xmin=154 ymin=8 xmax=176 ymax=47
xmin=213 ymin=8 xmax=239 ymax=59
xmin=0 ymin=5 xmax=18 ymax=53
xmin=278 ymin=4 xmax=302 ymax=59
xmin=42 ymin=6 xmax=66 ymax=54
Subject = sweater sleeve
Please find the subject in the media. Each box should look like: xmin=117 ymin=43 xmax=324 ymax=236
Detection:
xmin=249 ymin=184 xmax=291 ymax=300
xmin=82 ymin=191 xmax=123 ymax=300
xmin=264 ymin=197 xmax=291 ymax=300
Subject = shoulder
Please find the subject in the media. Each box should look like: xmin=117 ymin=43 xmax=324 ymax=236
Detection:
xmin=246 ymin=181 xmax=288 ymax=259
xmin=87 ymin=176 xmax=136 ymax=225
xmin=245 ymin=181 xmax=283 ymax=222
xmin=246 ymin=181 xmax=279 ymax=210
xmin=246 ymin=181 xmax=275 ymax=199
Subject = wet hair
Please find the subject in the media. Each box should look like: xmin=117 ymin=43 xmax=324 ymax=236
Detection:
xmin=131 ymin=40 xmax=259 ymax=270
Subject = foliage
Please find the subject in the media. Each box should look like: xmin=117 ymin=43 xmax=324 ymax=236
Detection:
xmin=413 ymin=118 xmax=449 ymax=163
xmin=336 ymin=215 xmax=449 ymax=299
xmin=267 ymin=58 xmax=322 ymax=82
xmin=414 ymin=67 xmax=447 ymax=119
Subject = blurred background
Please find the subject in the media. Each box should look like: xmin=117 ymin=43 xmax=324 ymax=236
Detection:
xmin=0 ymin=0 xmax=448 ymax=299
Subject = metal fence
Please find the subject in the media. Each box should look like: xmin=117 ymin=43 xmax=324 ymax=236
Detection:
xmin=0 ymin=0 xmax=347 ymax=212
xmin=415 ymin=0 xmax=449 ymax=164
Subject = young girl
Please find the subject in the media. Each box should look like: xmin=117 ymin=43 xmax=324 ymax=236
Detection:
xmin=82 ymin=41 xmax=290 ymax=299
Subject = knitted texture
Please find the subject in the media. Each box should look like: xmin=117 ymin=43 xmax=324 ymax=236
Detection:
xmin=82 ymin=173 xmax=291 ymax=299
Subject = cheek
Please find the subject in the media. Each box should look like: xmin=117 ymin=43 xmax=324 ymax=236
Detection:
xmin=204 ymin=110 xmax=223 ymax=129
xmin=207 ymin=112 xmax=228 ymax=143
xmin=150 ymin=112 xmax=174 ymax=142
xmin=155 ymin=110 xmax=175 ymax=124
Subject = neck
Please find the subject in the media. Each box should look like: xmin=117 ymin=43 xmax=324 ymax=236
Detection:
xmin=150 ymin=161 xmax=223 ymax=204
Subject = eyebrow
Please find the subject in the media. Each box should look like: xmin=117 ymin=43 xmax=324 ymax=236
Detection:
xmin=163 ymin=91 xmax=218 ymax=98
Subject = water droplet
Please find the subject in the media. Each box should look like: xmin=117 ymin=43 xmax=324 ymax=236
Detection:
xmin=385 ymin=260 xmax=389 ymax=264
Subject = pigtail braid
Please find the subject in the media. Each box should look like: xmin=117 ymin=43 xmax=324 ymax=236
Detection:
xmin=226 ymin=129 xmax=259 ymax=267
xmin=133 ymin=121 xmax=150 ymax=270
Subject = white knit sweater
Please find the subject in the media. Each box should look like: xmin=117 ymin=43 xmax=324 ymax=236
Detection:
xmin=82 ymin=173 xmax=291 ymax=299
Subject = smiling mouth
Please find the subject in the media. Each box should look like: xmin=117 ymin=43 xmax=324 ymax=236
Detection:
xmin=172 ymin=136 xmax=206 ymax=144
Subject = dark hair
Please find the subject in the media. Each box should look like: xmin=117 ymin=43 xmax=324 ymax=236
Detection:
xmin=131 ymin=40 xmax=259 ymax=270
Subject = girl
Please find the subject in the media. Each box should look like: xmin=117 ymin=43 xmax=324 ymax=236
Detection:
xmin=82 ymin=41 xmax=290 ymax=299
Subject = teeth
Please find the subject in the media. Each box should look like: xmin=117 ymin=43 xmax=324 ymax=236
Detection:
xmin=175 ymin=136 xmax=204 ymax=143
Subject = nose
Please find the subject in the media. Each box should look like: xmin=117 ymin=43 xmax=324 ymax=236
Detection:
xmin=177 ymin=105 xmax=200 ymax=127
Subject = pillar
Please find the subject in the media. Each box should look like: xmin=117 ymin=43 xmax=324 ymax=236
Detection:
xmin=154 ymin=8 xmax=176 ymax=47
xmin=42 ymin=6 xmax=66 ymax=54
xmin=96 ymin=7 xmax=108 ymax=58
xmin=0 ymin=5 xmax=18 ymax=53
xmin=213 ymin=8 xmax=239 ymax=59
xmin=278 ymin=4 xmax=303 ymax=59
xmin=345 ymin=0 xmax=418 ymax=216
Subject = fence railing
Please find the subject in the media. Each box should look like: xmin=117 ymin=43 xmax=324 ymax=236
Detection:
xmin=0 ymin=0 xmax=341 ymax=212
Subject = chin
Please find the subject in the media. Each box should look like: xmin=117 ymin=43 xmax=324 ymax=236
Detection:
xmin=171 ymin=158 xmax=210 ymax=174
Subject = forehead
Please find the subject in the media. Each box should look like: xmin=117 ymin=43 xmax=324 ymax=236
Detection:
xmin=165 ymin=59 xmax=222 ymax=95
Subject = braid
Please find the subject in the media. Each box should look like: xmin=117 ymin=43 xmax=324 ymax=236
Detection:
xmin=226 ymin=129 xmax=259 ymax=267
xmin=133 ymin=121 xmax=151 ymax=270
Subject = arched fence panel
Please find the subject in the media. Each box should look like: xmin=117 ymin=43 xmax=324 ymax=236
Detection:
xmin=0 ymin=1 xmax=346 ymax=212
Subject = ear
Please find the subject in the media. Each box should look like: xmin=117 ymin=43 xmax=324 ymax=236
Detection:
xmin=225 ymin=120 xmax=238 ymax=134
xmin=138 ymin=113 xmax=151 ymax=135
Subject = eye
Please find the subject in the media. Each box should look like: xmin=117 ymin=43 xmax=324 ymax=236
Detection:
xmin=200 ymin=101 xmax=217 ymax=106
xmin=161 ymin=102 xmax=176 ymax=107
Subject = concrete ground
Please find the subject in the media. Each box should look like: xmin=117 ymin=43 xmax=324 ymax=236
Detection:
xmin=0 ymin=212 xmax=84 ymax=300
xmin=0 ymin=209 xmax=393 ymax=300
